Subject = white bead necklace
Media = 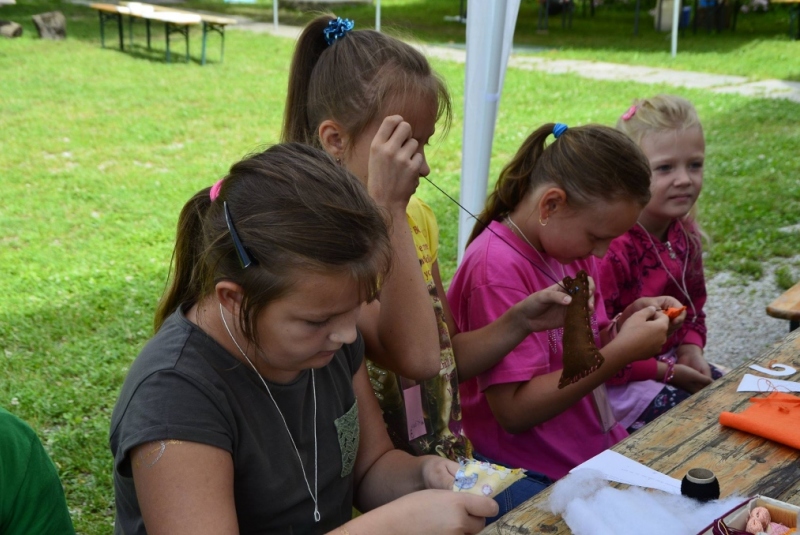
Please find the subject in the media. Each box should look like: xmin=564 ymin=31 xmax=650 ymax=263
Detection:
xmin=505 ymin=216 xmax=565 ymax=282
xmin=636 ymin=222 xmax=697 ymax=320
xmin=219 ymin=304 xmax=320 ymax=523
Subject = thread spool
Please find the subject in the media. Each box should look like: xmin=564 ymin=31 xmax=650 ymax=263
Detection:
xmin=680 ymin=468 xmax=720 ymax=502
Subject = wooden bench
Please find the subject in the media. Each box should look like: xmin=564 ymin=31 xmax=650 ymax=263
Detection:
xmin=88 ymin=3 xmax=235 ymax=65
xmin=767 ymin=280 xmax=800 ymax=331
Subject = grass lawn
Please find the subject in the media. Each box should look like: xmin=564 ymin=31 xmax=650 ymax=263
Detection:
xmin=0 ymin=1 xmax=798 ymax=533
xmin=186 ymin=0 xmax=800 ymax=81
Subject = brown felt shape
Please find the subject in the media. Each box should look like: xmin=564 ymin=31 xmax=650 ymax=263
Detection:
xmin=558 ymin=270 xmax=605 ymax=389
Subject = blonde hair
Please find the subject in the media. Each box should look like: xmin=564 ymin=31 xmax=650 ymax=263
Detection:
xmin=616 ymin=94 xmax=701 ymax=146
xmin=616 ymin=94 xmax=707 ymax=248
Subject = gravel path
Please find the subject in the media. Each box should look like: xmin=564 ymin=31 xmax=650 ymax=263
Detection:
xmin=704 ymin=260 xmax=797 ymax=370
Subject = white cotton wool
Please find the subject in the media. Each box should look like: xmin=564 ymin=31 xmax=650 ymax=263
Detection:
xmin=545 ymin=470 xmax=746 ymax=535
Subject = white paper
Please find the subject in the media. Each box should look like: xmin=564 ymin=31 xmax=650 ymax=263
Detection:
xmin=569 ymin=450 xmax=681 ymax=494
xmin=737 ymin=373 xmax=800 ymax=392
xmin=748 ymin=363 xmax=796 ymax=377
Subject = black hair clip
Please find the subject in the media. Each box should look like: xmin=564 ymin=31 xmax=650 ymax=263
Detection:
xmin=223 ymin=201 xmax=256 ymax=269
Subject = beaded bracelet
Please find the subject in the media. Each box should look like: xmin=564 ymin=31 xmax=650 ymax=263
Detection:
xmin=663 ymin=358 xmax=676 ymax=384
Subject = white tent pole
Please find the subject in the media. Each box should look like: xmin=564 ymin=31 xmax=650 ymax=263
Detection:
xmin=670 ymin=0 xmax=680 ymax=56
xmin=273 ymin=0 xmax=278 ymax=30
xmin=376 ymin=0 xmax=381 ymax=32
xmin=457 ymin=0 xmax=520 ymax=262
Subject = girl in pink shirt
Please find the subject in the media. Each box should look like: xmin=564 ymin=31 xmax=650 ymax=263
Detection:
xmin=600 ymin=95 xmax=721 ymax=433
xmin=448 ymin=123 xmax=684 ymax=482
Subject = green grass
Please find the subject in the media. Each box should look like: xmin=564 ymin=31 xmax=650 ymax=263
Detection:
xmin=1 ymin=1 xmax=799 ymax=533
xmin=185 ymin=0 xmax=800 ymax=81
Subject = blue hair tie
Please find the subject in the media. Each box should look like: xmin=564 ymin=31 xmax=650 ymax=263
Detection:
xmin=553 ymin=123 xmax=568 ymax=139
xmin=323 ymin=17 xmax=355 ymax=46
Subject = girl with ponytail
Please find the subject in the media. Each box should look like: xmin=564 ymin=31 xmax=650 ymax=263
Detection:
xmin=110 ymin=143 xmax=499 ymax=534
xmin=449 ymin=123 xmax=683 ymax=504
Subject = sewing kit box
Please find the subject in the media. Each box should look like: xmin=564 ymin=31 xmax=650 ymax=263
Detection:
xmin=697 ymin=495 xmax=799 ymax=534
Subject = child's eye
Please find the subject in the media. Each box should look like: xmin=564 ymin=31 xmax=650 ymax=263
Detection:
xmin=305 ymin=319 xmax=330 ymax=327
xmin=655 ymin=165 xmax=672 ymax=172
xmin=690 ymin=161 xmax=704 ymax=170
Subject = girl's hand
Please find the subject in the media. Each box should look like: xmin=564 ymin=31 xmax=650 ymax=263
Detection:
xmin=368 ymin=115 xmax=425 ymax=211
xmin=514 ymin=283 xmax=574 ymax=334
xmin=670 ymin=363 xmax=713 ymax=393
xmin=420 ymin=455 xmax=460 ymax=490
xmin=676 ymin=344 xmax=711 ymax=378
xmin=619 ymin=296 xmax=681 ymax=329
xmin=385 ymin=490 xmax=498 ymax=534
xmin=616 ymin=306 xmax=669 ymax=363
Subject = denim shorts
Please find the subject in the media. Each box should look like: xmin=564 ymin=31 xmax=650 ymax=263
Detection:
xmin=471 ymin=452 xmax=553 ymax=525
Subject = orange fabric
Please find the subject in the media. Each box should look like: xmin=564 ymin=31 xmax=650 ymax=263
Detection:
xmin=719 ymin=392 xmax=800 ymax=450
xmin=664 ymin=306 xmax=687 ymax=319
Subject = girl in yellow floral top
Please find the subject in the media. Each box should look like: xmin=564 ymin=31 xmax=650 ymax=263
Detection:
xmin=282 ymin=15 xmax=573 ymax=520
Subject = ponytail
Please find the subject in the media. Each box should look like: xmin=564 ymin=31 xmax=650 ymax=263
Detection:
xmin=468 ymin=124 xmax=554 ymax=245
xmin=282 ymin=14 xmax=336 ymax=145
xmin=468 ymin=122 xmax=652 ymax=247
xmin=282 ymin=14 xmax=451 ymax=152
xmin=154 ymin=189 xmax=212 ymax=332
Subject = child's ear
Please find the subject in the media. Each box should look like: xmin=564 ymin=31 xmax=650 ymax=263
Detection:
xmin=538 ymin=187 xmax=567 ymax=220
xmin=318 ymin=120 xmax=347 ymax=161
xmin=216 ymin=281 xmax=245 ymax=318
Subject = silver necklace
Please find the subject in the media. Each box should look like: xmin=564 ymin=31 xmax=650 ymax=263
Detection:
xmin=637 ymin=222 xmax=697 ymax=320
xmin=505 ymin=216 xmax=565 ymax=281
xmin=219 ymin=304 xmax=320 ymax=523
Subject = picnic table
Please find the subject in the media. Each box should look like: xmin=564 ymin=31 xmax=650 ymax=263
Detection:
xmin=767 ymin=281 xmax=800 ymax=331
xmin=480 ymin=328 xmax=800 ymax=534
xmin=88 ymin=2 xmax=235 ymax=65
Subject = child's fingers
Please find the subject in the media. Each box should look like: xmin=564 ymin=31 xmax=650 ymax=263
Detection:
xmin=371 ymin=115 xmax=406 ymax=147
xmin=461 ymin=494 xmax=499 ymax=520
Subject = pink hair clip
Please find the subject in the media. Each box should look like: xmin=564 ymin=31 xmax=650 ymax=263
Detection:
xmin=621 ymin=105 xmax=637 ymax=121
xmin=209 ymin=179 xmax=224 ymax=201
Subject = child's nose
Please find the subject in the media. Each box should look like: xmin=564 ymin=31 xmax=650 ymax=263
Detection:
xmin=675 ymin=167 xmax=692 ymax=184
xmin=330 ymin=321 xmax=358 ymax=345
xmin=419 ymin=154 xmax=430 ymax=177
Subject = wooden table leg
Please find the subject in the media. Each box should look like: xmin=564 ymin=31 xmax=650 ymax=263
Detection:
xmin=98 ymin=11 xmax=105 ymax=48
xmin=117 ymin=12 xmax=124 ymax=51
xmin=201 ymin=21 xmax=208 ymax=66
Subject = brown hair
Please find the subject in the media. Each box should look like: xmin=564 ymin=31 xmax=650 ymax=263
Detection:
xmin=468 ymin=123 xmax=652 ymax=244
xmin=154 ymin=143 xmax=392 ymax=346
xmin=282 ymin=14 xmax=451 ymax=149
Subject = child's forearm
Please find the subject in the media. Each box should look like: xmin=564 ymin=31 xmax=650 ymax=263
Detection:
xmin=354 ymin=450 xmax=427 ymax=512
xmin=451 ymin=304 xmax=531 ymax=382
xmin=361 ymin=208 xmax=440 ymax=380
xmin=486 ymin=346 xmax=635 ymax=433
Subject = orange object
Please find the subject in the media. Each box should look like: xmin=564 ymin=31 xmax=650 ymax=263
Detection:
xmin=719 ymin=392 xmax=800 ymax=450
xmin=664 ymin=306 xmax=687 ymax=319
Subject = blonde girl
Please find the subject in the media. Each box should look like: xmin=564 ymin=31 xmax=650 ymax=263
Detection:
xmin=599 ymin=95 xmax=719 ymax=433
xmin=448 ymin=123 xmax=681 ymax=487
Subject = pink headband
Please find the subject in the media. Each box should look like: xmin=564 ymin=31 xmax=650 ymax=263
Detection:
xmin=621 ymin=105 xmax=637 ymax=121
xmin=209 ymin=179 xmax=224 ymax=201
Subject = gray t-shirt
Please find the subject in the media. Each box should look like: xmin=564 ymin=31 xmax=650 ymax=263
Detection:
xmin=110 ymin=308 xmax=362 ymax=534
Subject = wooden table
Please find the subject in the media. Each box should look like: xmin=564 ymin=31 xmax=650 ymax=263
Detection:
xmin=481 ymin=329 xmax=800 ymax=534
xmin=88 ymin=3 xmax=235 ymax=65
xmin=767 ymin=281 xmax=800 ymax=331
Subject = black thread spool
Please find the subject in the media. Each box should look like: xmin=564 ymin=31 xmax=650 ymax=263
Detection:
xmin=681 ymin=468 xmax=720 ymax=502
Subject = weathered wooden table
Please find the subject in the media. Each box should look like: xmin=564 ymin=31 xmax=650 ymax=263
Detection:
xmin=481 ymin=329 xmax=800 ymax=534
